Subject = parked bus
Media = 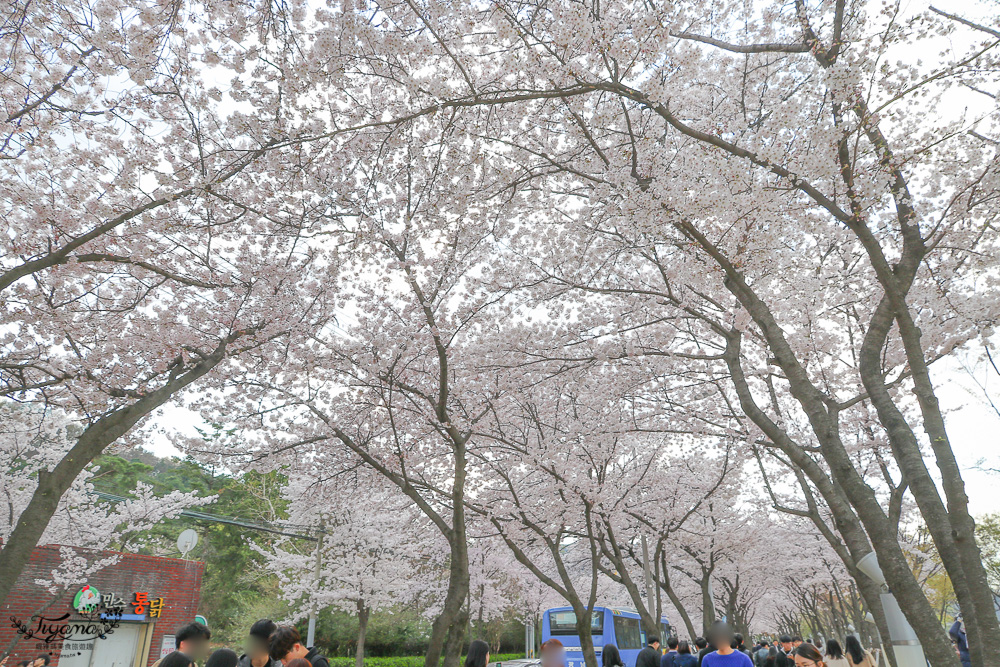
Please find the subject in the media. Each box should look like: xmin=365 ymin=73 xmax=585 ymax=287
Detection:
xmin=541 ymin=607 xmax=674 ymax=667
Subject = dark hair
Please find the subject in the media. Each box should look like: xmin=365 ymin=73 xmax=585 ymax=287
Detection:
xmin=695 ymin=637 xmax=708 ymax=650
xmin=206 ymin=648 xmax=239 ymax=667
xmin=667 ymin=638 xmax=679 ymax=650
xmin=792 ymin=645 xmax=824 ymax=664
xmin=465 ymin=640 xmax=490 ymax=667
xmin=792 ymin=637 xmax=803 ymax=644
xmin=602 ymin=644 xmax=625 ymax=667
xmin=678 ymin=641 xmax=692 ymax=655
xmin=287 ymin=661 xmax=313 ymax=667
xmin=765 ymin=647 xmax=778 ymax=666
xmin=250 ymin=619 xmax=277 ymax=642
xmin=778 ymin=635 xmax=792 ymax=644
xmin=648 ymin=636 xmax=661 ymax=646
xmin=825 ymin=639 xmax=843 ymax=660
xmin=160 ymin=652 xmax=196 ymax=667
xmin=844 ymin=636 xmax=865 ymax=665
xmin=175 ymin=622 xmax=211 ymax=648
xmin=269 ymin=625 xmax=303 ymax=661
xmin=735 ymin=634 xmax=744 ymax=647
xmin=35 ymin=656 xmax=51 ymax=666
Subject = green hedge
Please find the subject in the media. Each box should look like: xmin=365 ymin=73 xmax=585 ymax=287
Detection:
xmin=327 ymin=654 xmax=526 ymax=667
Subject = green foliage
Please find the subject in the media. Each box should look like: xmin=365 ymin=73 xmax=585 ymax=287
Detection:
xmin=976 ymin=512 xmax=1000 ymax=592
xmin=88 ymin=452 xmax=290 ymax=643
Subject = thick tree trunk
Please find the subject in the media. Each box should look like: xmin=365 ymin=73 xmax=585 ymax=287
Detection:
xmin=356 ymin=600 xmax=370 ymax=667
xmin=0 ymin=350 xmax=226 ymax=608
xmin=574 ymin=605 xmax=599 ymax=667
xmin=425 ymin=439 xmax=471 ymax=667
xmin=700 ymin=575 xmax=715 ymax=636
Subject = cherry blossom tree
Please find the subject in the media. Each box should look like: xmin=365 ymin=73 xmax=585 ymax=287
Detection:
xmin=333 ymin=1 xmax=1000 ymax=663
xmin=258 ymin=471 xmax=439 ymax=667
xmin=0 ymin=401 xmax=213 ymax=656
xmin=0 ymin=0 xmax=366 ymax=606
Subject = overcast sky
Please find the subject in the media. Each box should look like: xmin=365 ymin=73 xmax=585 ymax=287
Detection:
xmin=139 ymin=0 xmax=1000 ymax=517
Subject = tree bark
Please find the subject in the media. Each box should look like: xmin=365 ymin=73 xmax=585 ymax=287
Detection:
xmin=0 ymin=344 xmax=229 ymax=608
xmin=658 ymin=553 xmax=697 ymax=641
xmin=356 ymin=600 xmax=370 ymax=667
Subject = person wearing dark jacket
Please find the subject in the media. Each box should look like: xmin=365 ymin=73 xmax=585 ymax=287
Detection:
xmin=269 ymin=625 xmax=331 ymax=667
xmin=950 ymin=617 xmax=971 ymax=667
xmin=674 ymin=642 xmax=698 ymax=667
xmin=238 ymin=619 xmax=281 ymax=667
xmin=636 ymin=636 xmax=662 ymax=667
xmin=662 ymin=637 xmax=680 ymax=667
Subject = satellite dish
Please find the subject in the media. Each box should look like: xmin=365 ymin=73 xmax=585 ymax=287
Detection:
xmin=177 ymin=529 xmax=199 ymax=557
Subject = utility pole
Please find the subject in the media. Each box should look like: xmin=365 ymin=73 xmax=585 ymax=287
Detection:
xmin=641 ymin=534 xmax=655 ymax=623
xmin=307 ymin=524 xmax=324 ymax=647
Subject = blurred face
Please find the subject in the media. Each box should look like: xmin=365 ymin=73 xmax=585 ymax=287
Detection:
xmin=180 ymin=638 xmax=210 ymax=661
xmin=541 ymin=648 xmax=565 ymax=667
xmin=246 ymin=637 xmax=270 ymax=659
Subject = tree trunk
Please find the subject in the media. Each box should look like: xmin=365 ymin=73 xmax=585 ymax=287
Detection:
xmin=0 ymin=349 xmax=227 ymax=608
xmin=356 ymin=600 xmax=370 ymax=667
xmin=658 ymin=554 xmax=697 ymax=641
xmin=700 ymin=574 xmax=715 ymax=636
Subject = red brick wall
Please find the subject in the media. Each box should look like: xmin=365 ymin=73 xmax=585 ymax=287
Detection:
xmin=1 ymin=544 xmax=205 ymax=666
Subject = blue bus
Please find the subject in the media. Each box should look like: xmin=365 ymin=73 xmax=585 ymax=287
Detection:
xmin=541 ymin=607 xmax=674 ymax=667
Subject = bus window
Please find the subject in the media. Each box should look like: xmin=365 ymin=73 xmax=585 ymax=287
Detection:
xmin=613 ymin=615 xmax=643 ymax=650
xmin=548 ymin=610 xmax=605 ymax=636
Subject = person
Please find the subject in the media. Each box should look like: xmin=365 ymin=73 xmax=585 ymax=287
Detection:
xmin=701 ymin=622 xmax=754 ymax=667
xmin=240 ymin=619 xmax=281 ymax=667
xmin=823 ymin=640 xmax=847 ymax=667
xmin=30 ymin=657 xmax=49 ymax=667
xmin=753 ymin=643 xmax=768 ymax=667
xmin=949 ymin=616 xmax=970 ymax=667
xmin=842 ymin=636 xmax=874 ymax=667
xmin=775 ymin=636 xmax=794 ymax=667
xmin=675 ymin=642 xmax=698 ymax=667
xmin=734 ymin=635 xmax=750 ymax=656
xmin=603 ymin=644 xmax=625 ymax=667
xmin=207 ymin=649 xmax=240 ymax=667
xmin=662 ymin=637 xmax=680 ymax=667
xmin=286 ymin=661 xmax=312 ymax=667
xmin=697 ymin=636 xmax=715 ymax=667
xmin=695 ymin=638 xmax=709 ymax=653
xmin=176 ymin=622 xmax=213 ymax=664
xmin=540 ymin=639 xmax=566 ymax=667
xmin=764 ymin=647 xmax=778 ymax=667
xmin=636 ymin=635 xmax=662 ymax=667
xmin=269 ymin=625 xmax=331 ymax=667
xmin=160 ymin=653 xmax=196 ymax=667
xmin=791 ymin=638 xmax=803 ymax=650
xmin=466 ymin=640 xmax=490 ymax=667
xmin=791 ymin=644 xmax=825 ymax=667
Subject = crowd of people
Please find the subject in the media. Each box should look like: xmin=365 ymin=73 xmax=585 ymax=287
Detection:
xmin=529 ymin=623 xmax=882 ymax=667
xmin=151 ymin=619 xmax=331 ymax=667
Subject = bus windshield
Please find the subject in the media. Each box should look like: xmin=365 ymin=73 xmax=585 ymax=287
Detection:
xmin=548 ymin=610 xmax=605 ymax=636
